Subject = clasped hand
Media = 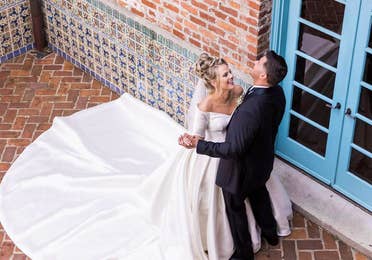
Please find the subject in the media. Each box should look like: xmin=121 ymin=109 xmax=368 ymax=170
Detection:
xmin=178 ymin=133 xmax=201 ymax=149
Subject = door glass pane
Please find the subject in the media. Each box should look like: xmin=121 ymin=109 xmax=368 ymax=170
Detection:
xmin=358 ymin=86 xmax=372 ymax=120
xmin=363 ymin=52 xmax=372 ymax=85
xmin=292 ymin=86 xmax=331 ymax=128
xmin=289 ymin=115 xmax=327 ymax=156
xmin=294 ymin=56 xmax=335 ymax=98
xmin=349 ymin=148 xmax=372 ymax=185
xmin=353 ymin=119 xmax=372 ymax=153
xmin=298 ymin=23 xmax=340 ymax=67
xmin=300 ymin=0 xmax=345 ymax=34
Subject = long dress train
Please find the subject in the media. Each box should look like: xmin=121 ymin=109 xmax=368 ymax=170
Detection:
xmin=0 ymin=93 xmax=292 ymax=260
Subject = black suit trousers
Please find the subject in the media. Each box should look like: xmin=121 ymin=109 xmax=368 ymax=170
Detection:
xmin=223 ymin=185 xmax=277 ymax=259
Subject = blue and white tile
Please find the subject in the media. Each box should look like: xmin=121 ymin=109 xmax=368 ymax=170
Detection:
xmin=185 ymin=87 xmax=194 ymax=108
xmin=145 ymin=64 xmax=156 ymax=87
xmin=0 ymin=11 xmax=8 ymax=32
xmin=137 ymin=80 xmax=147 ymax=102
xmin=1 ymin=31 xmax=11 ymax=53
xmin=175 ymin=103 xmax=186 ymax=125
xmin=137 ymin=58 xmax=145 ymax=81
xmin=111 ymin=65 xmax=120 ymax=85
xmin=127 ymin=52 xmax=136 ymax=75
xmin=173 ymin=80 xmax=185 ymax=104
xmin=118 ymin=46 xmax=128 ymax=70
xmin=156 ymin=70 xmax=166 ymax=93
xmin=11 ymin=29 xmax=22 ymax=50
xmin=110 ymin=42 xmax=118 ymax=65
xmin=103 ymin=60 xmax=112 ymax=82
xmin=147 ymin=87 xmax=165 ymax=111
xmin=8 ymin=6 xmax=19 ymax=30
xmin=19 ymin=2 xmax=30 ymax=23
xmin=127 ymin=74 xmax=138 ymax=98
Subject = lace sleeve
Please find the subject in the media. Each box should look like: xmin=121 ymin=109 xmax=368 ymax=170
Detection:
xmin=191 ymin=108 xmax=208 ymax=138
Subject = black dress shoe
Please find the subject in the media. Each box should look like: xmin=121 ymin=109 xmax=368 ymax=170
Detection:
xmin=262 ymin=233 xmax=279 ymax=246
xmin=229 ymin=257 xmax=254 ymax=260
xmin=229 ymin=250 xmax=254 ymax=260
xmin=230 ymin=257 xmax=253 ymax=260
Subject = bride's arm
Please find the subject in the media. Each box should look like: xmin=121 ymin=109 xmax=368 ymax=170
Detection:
xmin=180 ymin=98 xmax=210 ymax=147
xmin=179 ymin=107 xmax=206 ymax=147
xmin=191 ymin=102 xmax=209 ymax=139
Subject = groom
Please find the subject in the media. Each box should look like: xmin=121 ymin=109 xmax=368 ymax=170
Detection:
xmin=180 ymin=50 xmax=288 ymax=260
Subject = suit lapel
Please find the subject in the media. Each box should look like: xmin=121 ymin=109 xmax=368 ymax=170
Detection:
xmin=226 ymin=86 xmax=279 ymax=129
xmin=226 ymin=90 xmax=253 ymax=129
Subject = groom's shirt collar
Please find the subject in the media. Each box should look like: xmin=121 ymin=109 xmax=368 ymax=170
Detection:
xmin=246 ymin=85 xmax=269 ymax=96
xmin=243 ymin=84 xmax=274 ymax=102
xmin=252 ymin=85 xmax=270 ymax=89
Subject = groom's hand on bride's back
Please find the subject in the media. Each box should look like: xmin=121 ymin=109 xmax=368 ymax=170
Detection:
xmin=178 ymin=133 xmax=201 ymax=149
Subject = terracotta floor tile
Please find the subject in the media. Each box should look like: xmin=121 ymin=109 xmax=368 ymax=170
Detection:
xmin=314 ymin=251 xmax=340 ymax=260
xmin=322 ymin=229 xmax=338 ymax=250
xmin=299 ymin=251 xmax=313 ymax=260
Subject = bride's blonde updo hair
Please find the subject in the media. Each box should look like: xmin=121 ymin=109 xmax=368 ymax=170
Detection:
xmin=194 ymin=53 xmax=227 ymax=92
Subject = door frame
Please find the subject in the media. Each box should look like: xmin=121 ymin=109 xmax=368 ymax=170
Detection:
xmin=271 ymin=1 xmax=362 ymax=183
xmin=270 ymin=0 xmax=290 ymax=57
xmin=333 ymin=0 xmax=372 ymax=211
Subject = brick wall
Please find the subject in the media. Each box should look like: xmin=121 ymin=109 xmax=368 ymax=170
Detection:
xmin=116 ymin=0 xmax=273 ymax=72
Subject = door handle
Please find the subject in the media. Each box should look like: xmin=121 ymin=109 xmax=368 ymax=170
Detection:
xmin=325 ymin=102 xmax=341 ymax=109
xmin=345 ymin=108 xmax=355 ymax=119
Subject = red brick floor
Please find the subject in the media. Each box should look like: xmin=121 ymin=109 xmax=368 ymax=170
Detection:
xmin=0 ymin=52 xmax=370 ymax=260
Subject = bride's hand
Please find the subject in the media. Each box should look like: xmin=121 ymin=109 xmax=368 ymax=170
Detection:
xmin=178 ymin=133 xmax=191 ymax=147
xmin=178 ymin=133 xmax=201 ymax=148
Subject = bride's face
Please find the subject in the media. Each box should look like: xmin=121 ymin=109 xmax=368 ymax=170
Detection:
xmin=215 ymin=64 xmax=234 ymax=91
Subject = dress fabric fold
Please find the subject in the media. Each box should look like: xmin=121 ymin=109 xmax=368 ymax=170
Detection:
xmin=0 ymin=93 xmax=292 ymax=260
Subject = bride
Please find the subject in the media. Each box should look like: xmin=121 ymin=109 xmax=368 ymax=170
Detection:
xmin=0 ymin=54 xmax=292 ymax=260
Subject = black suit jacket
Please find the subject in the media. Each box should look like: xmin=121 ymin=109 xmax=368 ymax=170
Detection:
xmin=196 ymin=85 xmax=286 ymax=197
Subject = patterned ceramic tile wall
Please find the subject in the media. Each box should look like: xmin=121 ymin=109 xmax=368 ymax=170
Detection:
xmin=0 ymin=0 xmax=34 ymax=63
xmin=43 ymin=0 xmax=249 ymax=125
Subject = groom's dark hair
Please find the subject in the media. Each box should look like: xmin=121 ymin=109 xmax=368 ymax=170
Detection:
xmin=263 ymin=50 xmax=288 ymax=86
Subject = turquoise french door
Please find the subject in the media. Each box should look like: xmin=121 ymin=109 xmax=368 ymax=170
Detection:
xmin=273 ymin=0 xmax=372 ymax=211
xmin=334 ymin=0 xmax=372 ymax=210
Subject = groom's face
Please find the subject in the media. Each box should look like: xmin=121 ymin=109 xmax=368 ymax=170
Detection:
xmin=251 ymin=56 xmax=268 ymax=83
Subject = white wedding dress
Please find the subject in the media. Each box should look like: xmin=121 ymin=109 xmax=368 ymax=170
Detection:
xmin=0 ymin=89 xmax=292 ymax=259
